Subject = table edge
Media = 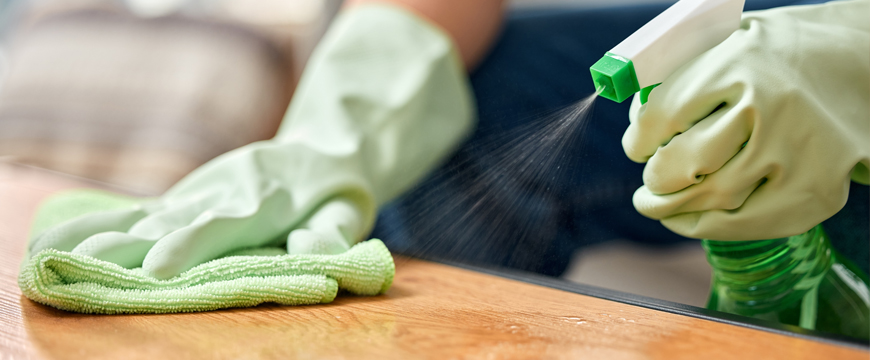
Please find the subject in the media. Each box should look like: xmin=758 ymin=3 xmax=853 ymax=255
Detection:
xmin=404 ymin=252 xmax=870 ymax=351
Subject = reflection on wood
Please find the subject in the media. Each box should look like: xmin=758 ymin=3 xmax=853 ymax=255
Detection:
xmin=0 ymin=163 xmax=865 ymax=359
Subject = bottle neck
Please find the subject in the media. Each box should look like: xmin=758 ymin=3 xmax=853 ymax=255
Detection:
xmin=702 ymin=225 xmax=833 ymax=313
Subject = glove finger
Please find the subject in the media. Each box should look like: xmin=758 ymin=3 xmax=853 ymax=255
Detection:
xmin=142 ymin=187 xmax=296 ymax=279
xmin=633 ymin=144 xmax=768 ymax=220
xmin=29 ymin=189 xmax=144 ymax=236
xmin=28 ymin=207 xmax=148 ymax=256
xmin=287 ymin=197 xmax=367 ymax=255
xmin=126 ymin=195 xmax=221 ymax=240
xmin=623 ymin=53 xmax=743 ymax=164
xmin=643 ymin=101 xmax=752 ymax=194
xmin=659 ymin=178 xmax=841 ymax=240
xmin=72 ymin=231 xmax=156 ymax=268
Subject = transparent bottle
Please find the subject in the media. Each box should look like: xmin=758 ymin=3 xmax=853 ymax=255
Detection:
xmin=703 ymin=224 xmax=870 ymax=340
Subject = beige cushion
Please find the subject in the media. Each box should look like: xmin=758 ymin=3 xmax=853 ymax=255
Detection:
xmin=0 ymin=9 xmax=293 ymax=195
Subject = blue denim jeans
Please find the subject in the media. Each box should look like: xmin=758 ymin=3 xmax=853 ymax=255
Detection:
xmin=372 ymin=0 xmax=868 ymax=276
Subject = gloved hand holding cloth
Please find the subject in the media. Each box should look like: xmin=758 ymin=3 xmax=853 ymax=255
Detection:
xmin=20 ymin=3 xmax=474 ymax=313
xmin=623 ymin=0 xmax=869 ymax=240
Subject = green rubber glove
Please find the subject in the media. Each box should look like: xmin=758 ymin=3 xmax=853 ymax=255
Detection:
xmin=622 ymin=0 xmax=869 ymax=241
xmin=27 ymin=4 xmax=473 ymax=279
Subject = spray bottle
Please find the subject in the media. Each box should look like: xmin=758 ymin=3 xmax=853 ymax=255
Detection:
xmin=589 ymin=0 xmax=870 ymax=340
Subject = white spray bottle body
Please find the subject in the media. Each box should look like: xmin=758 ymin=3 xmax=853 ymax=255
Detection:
xmin=612 ymin=0 xmax=746 ymax=89
xmin=590 ymin=0 xmax=745 ymax=103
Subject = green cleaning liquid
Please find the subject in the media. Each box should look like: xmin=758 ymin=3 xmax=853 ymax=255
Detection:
xmin=703 ymin=224 xmax=870 ymax=340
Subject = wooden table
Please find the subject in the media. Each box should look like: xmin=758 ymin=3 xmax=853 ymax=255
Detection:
xmin=0 ymin=163 xmax=866 ymax=359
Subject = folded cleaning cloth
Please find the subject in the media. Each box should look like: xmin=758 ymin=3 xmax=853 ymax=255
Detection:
xmin=19 ymin=189 xmax=394 ymax=314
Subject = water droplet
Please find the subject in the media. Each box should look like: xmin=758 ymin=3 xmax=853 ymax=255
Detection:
xmin=560 ymin=316 xmax=589 ymax=325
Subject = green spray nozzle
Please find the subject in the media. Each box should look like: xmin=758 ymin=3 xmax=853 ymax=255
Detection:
xmin=590 ymin=52 xmax=640 ymax=103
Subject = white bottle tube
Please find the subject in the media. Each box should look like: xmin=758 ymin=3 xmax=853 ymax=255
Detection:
xmin=590 ymin=0 xmax=745 ymax=103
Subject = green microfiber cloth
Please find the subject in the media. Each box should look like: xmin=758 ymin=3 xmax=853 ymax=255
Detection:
xmin=18 ymin=190 xmax=394 ymax=314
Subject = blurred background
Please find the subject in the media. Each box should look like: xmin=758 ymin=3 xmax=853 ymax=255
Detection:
xmin=0 ymin=0 xmax=710 ymax=307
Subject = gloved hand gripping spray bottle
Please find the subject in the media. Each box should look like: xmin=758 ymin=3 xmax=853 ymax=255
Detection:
xmin=589 ymin=0 xmax=870 ymax=340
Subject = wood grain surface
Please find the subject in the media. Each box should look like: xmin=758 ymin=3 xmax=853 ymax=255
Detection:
xmin=0 ymin=163 xmax=866 ymax=360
